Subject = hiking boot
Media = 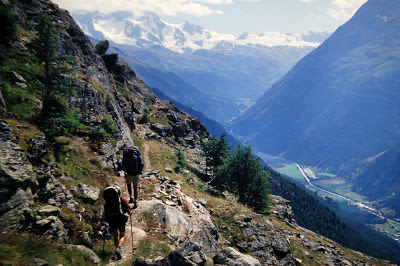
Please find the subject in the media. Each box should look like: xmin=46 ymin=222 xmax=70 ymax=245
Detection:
xmin=115 ymin=246 xmax=122 ymax=260
xmin=132 ymin=200 xmax=138 ymax=209
xmin=129 ymin=197 xmax=134 ymax=203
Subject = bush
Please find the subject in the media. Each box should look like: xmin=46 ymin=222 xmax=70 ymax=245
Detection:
xmin=139 ymin=112 xmax=150 ymax=124
xmin=0 ymin=6 xmax=17 ymax=46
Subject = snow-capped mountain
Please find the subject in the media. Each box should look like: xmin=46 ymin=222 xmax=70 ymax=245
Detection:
xmin=73 ymin=11 xmax=328 ymax=54
xmin=72 ymin=11 xmax=330 ymax=123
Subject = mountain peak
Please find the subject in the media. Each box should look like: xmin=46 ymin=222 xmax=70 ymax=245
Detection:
xmin=72 ymin=11 xmax=326 ymax=54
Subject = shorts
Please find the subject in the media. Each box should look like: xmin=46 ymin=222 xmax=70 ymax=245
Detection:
xmin=126 ymin=174 xmax=140 ymax=186
xmin=108 ymin=215 xmax=128 ymax=233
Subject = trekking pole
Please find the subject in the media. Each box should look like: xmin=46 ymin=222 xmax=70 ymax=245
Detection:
xmin=130 ymin=214 xmax=134 ymax=252
xmin=101 ymin=224 xmax=106 ymax=257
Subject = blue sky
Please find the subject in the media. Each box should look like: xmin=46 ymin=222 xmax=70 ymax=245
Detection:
xmin=53 ymin=0 xmax=367 ymax=35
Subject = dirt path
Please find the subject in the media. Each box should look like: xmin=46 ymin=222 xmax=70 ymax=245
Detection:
xmin=143 ymin=143 xmax=152 ymax=172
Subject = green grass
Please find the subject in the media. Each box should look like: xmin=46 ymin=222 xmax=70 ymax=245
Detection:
xmin=0 ymin=233 xmax=99 ymax=265
xmin=149 ymin=116 xmax=171 ymax=128
xmin=132 ymin=238 xmax=171 ymax=261
xmin=313 ymin=178 xmax=365 ymax=202
xmin=0 ymin=46 xmax=43 ymax=120
xmin=275 ymin=163 xmax=306 ymax=182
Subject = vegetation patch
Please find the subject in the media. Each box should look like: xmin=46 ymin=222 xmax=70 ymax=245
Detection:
xmin=0 ymin=233 xmax=97 ymax=265
xmin=133 ymin=237 xmax=171 ymax=261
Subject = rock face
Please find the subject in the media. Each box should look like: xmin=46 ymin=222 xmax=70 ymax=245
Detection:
xmin=0 ymin=120 xmax=38 ymax=230
xmin=76 ymin=183 xmax=100 ymax=204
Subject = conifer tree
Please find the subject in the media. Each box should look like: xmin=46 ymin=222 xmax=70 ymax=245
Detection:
xmin=32 ymin=14 xmax=84 ymax=137
xmin=201 ymin=132 xmax=230 ymax=178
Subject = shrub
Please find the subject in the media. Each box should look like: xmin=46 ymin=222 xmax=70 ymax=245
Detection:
xmin=0 ymin=6 xmax=17 ymax=46
xmin=139 ymin=112 xmax=150 ymax=124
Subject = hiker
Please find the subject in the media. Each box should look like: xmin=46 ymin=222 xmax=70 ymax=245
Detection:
xmin=103 ymin=185 xmax=132 ymax=260
xmin=122 ymin=145 xmax=144 ymax=208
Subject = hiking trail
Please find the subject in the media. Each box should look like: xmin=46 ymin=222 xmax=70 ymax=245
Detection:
xmin=143 ymin=143 xmax=152 ymax=172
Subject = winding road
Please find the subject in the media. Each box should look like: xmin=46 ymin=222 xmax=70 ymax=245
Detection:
xmin=295 ymin=163 xmax=400 ymax=226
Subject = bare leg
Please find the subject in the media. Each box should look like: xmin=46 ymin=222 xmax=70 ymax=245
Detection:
xmin=118 ymin=232 xmax=126 ymax=247
xmin=127 ymin=182 xmax=133 ymax=199
xmin=113 ymin=229 xmax=119 ymax=247
xmin=133 ymin=184 xmax=139 ymax=200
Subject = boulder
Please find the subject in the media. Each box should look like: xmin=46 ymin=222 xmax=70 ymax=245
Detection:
xmin=272 ymin=235 xmax=290 ymax=259
xmin=186 ymin=251 xmax=207 ymax=265
xmin=0 ymin=188 xmax=35 ymax=230
xmin=95 ymin=40 xmax=109 ymax=55
xmin=65 ymin=244 xmax=100 ymax=264
xmin=139 ymin=200 xmax=219 ymax=253
xmin=102 ymin=53 xmax=118 ymax=71
xmin=213 ymin=247 xmax=261 ymax=266
xmin=76 ymin=183 xmax=100 ymax=204
xmin=36 ymin=216 xmax=69 ymax=243
xmin=29 ymin=258 xmax=49 ymax=266
xmin=38 ymin=205 xmax=61 ymax=216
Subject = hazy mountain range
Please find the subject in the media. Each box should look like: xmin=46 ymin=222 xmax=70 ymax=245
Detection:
xmin=230 ymin=0 xmax=400 ymax=217
xmin=72 ymin=11 xmax=330 ymax=123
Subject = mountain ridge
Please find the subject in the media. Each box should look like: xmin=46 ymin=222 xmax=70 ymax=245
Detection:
xmin=73 ymin=10 xmax=329 ymax=54
xmin=230 ymin=0 xmax=400 ymax=216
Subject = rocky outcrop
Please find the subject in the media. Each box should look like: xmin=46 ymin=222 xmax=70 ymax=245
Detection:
xmin=0 ymin=120 xmax=38 ymax=230
xmin=213 ymin=247 xmax=261 ymax=266
xmin=95 ymin=40 xmax=109 ymax=55
xmin=65 ymin=244 xmax=100 ymax=264
xmin=271 ymin=195 xmax=294 ymax=223
xmin=76 ymin=183 xmax=100 ymax=204
xmin=134 ymin=242 xmax=207 ymax=266
xmin=0 ymin=120 xmax=38 ymax=202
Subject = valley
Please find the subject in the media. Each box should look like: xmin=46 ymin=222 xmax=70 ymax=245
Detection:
xmin=262 ymin=153 xmax=400 ymax=243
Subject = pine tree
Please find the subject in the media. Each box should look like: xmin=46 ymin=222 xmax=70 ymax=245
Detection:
xmin=32 ymin=14 xmax=84 ymax=137
xmin=201 ymin=132 xmax=230 ymax=179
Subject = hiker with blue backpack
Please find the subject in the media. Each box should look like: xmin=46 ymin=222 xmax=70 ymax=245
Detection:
xmin=122 ymin=146 xmax=144 ymax=209
xmin=103 ymin=185 xmax=132 ymax=260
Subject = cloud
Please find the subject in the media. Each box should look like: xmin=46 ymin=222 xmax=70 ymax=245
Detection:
xmin=327 ymin=0 xmax=367 ymax=20
xmin=297 ymin=0 xmax=313 ymax=3
xmin=53 ymin=0 xmax=229 ymax=17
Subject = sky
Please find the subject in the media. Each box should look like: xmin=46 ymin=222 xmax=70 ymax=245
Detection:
xmin=52 ymin=0 xmax=368 ymax=35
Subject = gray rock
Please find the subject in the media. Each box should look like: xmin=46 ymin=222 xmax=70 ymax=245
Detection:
xmin=0 ymin=188 xmax=35 ymax=230
xmin=165 ymin=167 xmax=173 ymax=173
xmin=102 ymin=53 xmax=118 ymax=71
xmin=29 ymin=258 xmax=49 ymax=266
xmin=95 ymin=40 xmax=109 ymax=55
xmin=180 ymin=241 xmax=201 ymax=256
xmin=77 ymin=183 xmax=100 ymax=204
xmin=0 ymin=120 xmax=39 ymax=202
xmin=139 ymin=200 xmax=219 ymax=253
xmin=36 ymin=216 xmax=68 ymax=243
xmin=38 ymin=205 xmax=61 ymax=216
xmin=13 ymin=41 xmax=28 ymax=51
xmin=213 ymin=247 xmax=261 ymax=266
xmin=66 ymin=244 xmax=100 ymax=264
xmin=0 ymin=90 xmax=6 ymax=110
xmin=8 ymin=71 xmax=26 ymax=83
xmin=79 ymin=231 xmax=94 ymax=249
xmin=28 ymin=135 xmax=47 ymax=163
xmin=272 ymin=235 xmax=290 ymax=259
xmin=186 ymin=251 xmax=207 ymax=265
xmin=271 ymin=195 xmax=294 ymax=223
